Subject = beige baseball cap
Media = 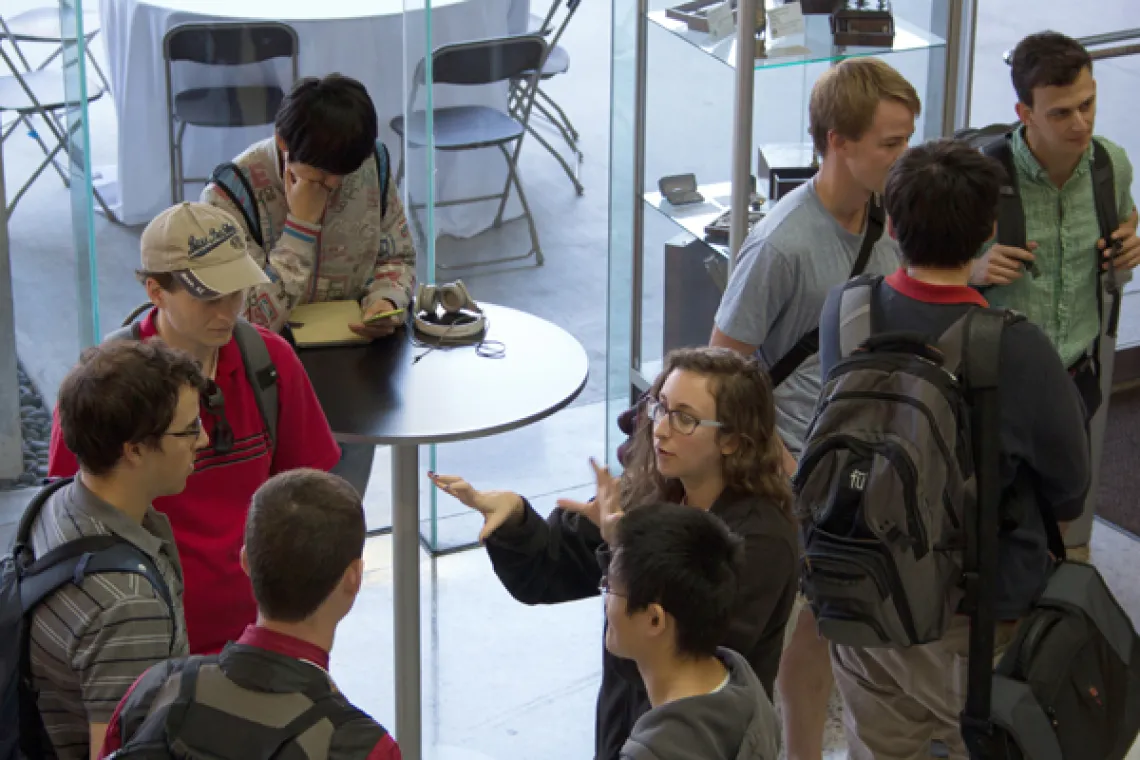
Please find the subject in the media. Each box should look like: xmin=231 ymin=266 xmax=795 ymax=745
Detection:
xmin=140 ymin=202 xmax=269 ymax=299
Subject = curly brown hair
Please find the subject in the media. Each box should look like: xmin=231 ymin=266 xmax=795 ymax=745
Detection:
xmin=620 ymin=347 xmax=792 ymax=518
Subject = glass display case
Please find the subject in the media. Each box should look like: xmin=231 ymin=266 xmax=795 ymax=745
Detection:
xmin=605 ymin=0 xmax=977 ymax=460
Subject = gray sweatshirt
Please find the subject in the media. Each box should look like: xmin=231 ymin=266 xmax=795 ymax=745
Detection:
xmin=619 ymin=648 xmax=780 ymax=760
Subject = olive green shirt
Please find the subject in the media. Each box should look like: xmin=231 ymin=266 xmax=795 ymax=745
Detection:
xmin=982 ymin=127 xmax=1135 ymax=368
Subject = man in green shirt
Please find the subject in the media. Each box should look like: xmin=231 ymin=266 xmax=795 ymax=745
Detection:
xmin=970 ymin=31 xmax=1139 ymax=420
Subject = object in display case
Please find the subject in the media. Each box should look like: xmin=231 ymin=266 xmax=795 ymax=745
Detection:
xmin=658 ymin=173 xmax=706 ymax=205
xmin=769 ymin=166 xmax=817 ymax=203
xmin=704 ymin=208 xmax=765 ymax=245
xmin=666 ymin=0 xmax=768 ymax=56
xmin=830 ymin=0 xmax=895 ymax=47
xmin=798 ymin=0 xmax=841 ymax=13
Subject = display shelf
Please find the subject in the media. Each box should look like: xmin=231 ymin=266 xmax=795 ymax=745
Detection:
xmin=643 ymin=143 xmax=813 ymax=251
xmin=647 ymin=5 xmax=945 ymax=71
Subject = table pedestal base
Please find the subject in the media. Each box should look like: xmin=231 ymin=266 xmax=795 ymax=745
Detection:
xmin=393 ymin=444 xmax=422 ymax=760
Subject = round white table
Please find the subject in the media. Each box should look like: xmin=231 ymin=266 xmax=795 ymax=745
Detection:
xmin=298 ymin=303 xmax=588 ymax=760
xmin=97 ymin=0 xmax=528 ymax=235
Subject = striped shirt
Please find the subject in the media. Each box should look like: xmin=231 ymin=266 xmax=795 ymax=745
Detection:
xmin=28 ymin=478 xmax=187 ymax=760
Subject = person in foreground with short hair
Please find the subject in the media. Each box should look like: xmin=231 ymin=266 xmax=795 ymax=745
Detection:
xmin=970 ymin=30 xmax=1138 ymax=422
xmin=605 ymin=503 xmax=779 ymax=760
xmin=98 ymin=469 xmax=400 ymax=760
xmin=711 ymin=56 xmax=920 ymax=760
xmin=202 ymin=73 xmax=416 ymax=339
xmin=48 ymin=202 xmax=341 ymax=656
xmin=29 ymin=340 xmax=207 ymax=760
xmin=430 ymin=346 xmax=797 ymax=760
xmin=818 ymin=138 xmax=1089 ymax=760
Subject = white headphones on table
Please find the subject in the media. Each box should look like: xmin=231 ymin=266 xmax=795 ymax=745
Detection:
xmin=413 ymin=280 xmax=489 ymax=345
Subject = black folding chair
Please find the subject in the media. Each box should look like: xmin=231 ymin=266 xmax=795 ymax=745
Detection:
xmin=163 ymin=22 xmax=298 ymax=204
xmin=511 ymin=0 xmax=584 ymax=195
xmin=391 ymin=34 xmax=548 ymax=269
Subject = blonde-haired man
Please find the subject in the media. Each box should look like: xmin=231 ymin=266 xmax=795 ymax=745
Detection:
xmin=711 ymin=57 xmax=921 ymax=760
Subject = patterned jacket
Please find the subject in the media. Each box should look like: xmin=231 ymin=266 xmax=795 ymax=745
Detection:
xmin=202 ymin=137 xmax=416 ymax=332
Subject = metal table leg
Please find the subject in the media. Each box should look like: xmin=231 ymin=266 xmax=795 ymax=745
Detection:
xmin=392 ymin=443 xmax=422 ymax=760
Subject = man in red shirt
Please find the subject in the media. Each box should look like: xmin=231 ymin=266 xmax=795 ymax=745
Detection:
xmin=49 ymin=202 xmax=341 ymax=654
xmin=98 ymin=469 xmax=400 ymax=760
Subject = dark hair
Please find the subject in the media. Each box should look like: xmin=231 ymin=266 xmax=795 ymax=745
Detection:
xmin=135 ymin=270 xmax=180 ymax=291
xmin=1010 ymin=31 xmax=1092 ymax=107
xmin=275 ymin=74 xmax=378 ymax=176
xmin=884 ymin=139 xmax=1004 ymax=269
xmin=622 ymin=347 xmax=793 ymax=517
xmin=58 ymin=340 xmax=207 ymax=476
xmin=245 ymin=469 xmax=366 ymax=622
xmin=610 ymin=503 xmax=744 ymax=659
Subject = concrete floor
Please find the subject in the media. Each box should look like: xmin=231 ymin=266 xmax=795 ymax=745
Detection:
xmin=4 ymin=0 xmax=1140 ymax=756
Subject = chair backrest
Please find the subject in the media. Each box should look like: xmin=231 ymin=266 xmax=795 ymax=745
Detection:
xmin=429 ymin=34 xmax=547 ymax=87
xmin=163 ymin=22 xmax=298 ymax=68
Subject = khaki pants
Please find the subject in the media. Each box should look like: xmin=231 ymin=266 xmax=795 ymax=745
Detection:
xmin=831 ymin=617 xmax=1017 ymax=760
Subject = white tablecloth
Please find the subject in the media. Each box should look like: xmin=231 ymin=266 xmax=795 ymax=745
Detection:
xmin=98 ymin=0 xmax=527 ymax=236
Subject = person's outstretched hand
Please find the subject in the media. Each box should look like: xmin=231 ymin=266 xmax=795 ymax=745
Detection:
xmin=428 ymin=472 xmax=524 ymax=543
xmin=557 ymin=458 xmax=624 ymax=546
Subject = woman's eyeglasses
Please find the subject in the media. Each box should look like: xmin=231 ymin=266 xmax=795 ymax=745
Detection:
xmin=645 ymin=398 xmax=723 ymax=436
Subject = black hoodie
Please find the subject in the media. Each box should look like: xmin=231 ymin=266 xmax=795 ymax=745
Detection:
xmin=483 ymin=490 xmax=797 ymax=760
xmin=620 ymin=648 xmax=780 ymax=760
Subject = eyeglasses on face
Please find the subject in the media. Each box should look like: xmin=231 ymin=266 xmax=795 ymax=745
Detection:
xmin=164 ymin=416 xmax=203 ymax=440
xmin=645 ymin=398 xmax=724 ymax=436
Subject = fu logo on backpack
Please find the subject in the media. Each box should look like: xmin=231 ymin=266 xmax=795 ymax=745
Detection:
xmin=794 ymin=275 xmax=1017 ymax=649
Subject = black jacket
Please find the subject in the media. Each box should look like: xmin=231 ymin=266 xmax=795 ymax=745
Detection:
xmin=484 ymin=490 xmax=797 ymax=760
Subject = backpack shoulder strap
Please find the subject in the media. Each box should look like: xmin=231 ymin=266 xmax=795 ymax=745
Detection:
xmin=20 ymin=535 xmax=174 ymax=616
xmin=960 ymin=307 xmax=1010 ymax=740
xmin=837 ymin=276 xmax=877 ymax=359
xmin=13 ymin=477 xmax=73 ymax=551
xmin=374 ymin=140 xmax=390 ymax=219
xmin=232 ymin=320 xmax=278 ymax=452
xmin=104 ymin=321 xmax=143 ymax=344
xmin=1090 ymin=139 xmax=1123 ymax=340
xmin=768 ymin=203 xmax=883 ymax=387
xmin=209 ymin=162 xmax=264 ymax=250
xmin=983 ymin=134 xmax=1028 ymax=250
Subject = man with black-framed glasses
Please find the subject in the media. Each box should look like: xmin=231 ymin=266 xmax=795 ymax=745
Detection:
xmin=47 ymin=202 xmax=342 ymax=656
xmin=22 ymin=340 xmax=207 ymax=760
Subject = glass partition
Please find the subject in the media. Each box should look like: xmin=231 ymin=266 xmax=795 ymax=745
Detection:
xmin=0 ymin=0 xmax=102 ymax=508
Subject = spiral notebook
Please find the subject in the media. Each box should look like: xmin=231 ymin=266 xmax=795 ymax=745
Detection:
xmin=286 ymin=301 xmax=370 ymax=347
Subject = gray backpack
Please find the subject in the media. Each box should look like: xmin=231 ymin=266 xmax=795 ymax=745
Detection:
xmin=106 ymin=304 xmax=278 ymax=451
xmin=795 ymin=274 xmax=1014 ymax=648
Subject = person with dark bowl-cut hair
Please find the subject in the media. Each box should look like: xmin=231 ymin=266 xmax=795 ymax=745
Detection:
xmin=203 ymin=73 xmax=416 ymax=340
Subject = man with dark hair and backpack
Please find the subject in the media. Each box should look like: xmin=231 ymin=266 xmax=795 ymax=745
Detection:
xmin=202 ymin=73 xmax=416 ymax=340
xmin=966 ymin=31 xmax=1138 ymax=423
xmin=806 ymin=138 xmax=1090 ymax=760
xmin=47 ymin=202 xmax=342 ymax=657
xmin=2 ymin=340 xmax=207 ymax=760
xmin=97 ymin=469 xmax=401 ymax=760
xmin=711 ymin=58 xmax=919 ymax=760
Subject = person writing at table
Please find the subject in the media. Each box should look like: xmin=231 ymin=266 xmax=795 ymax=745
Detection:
xmin=428 ymin=346 xmax=798 ymax=760
xmin=203 ymin=73 xmax=418 ymax=499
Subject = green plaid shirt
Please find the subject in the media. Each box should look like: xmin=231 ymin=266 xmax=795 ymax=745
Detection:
xmin=982 ymin=128 xmax=1135 ymax=368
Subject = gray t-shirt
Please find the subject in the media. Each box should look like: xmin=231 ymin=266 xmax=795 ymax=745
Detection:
xmin=714 ymin=180 xmax=900 ymax=454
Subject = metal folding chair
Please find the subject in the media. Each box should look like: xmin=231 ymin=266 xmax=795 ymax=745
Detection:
xmin=391 ymin=34 xmax=548 ymax=269
xmin=0 ymin=7 xmax=110 ymax=94
xmin=510 ymin=0 xmax=584 ymax=195
xmin=163 ymin=22 xmax=298 ymax=204
xmin=0 ymin=43 xmax=112 ymax=219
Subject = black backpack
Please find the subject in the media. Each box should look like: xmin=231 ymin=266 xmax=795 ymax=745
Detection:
xmin=0 ymin=479 xmax=175 ymax=760
xmin=795 ymin=276 xmax=1014 ymax=648
xmin=960 ymin=376 xmax=1140 ymax=759
xmin=955 ymin=124 xmax=1122 ymax=343
xmin=107 ymin=305 xmax=279 ymax=451
xmin=209 ymin=139 xmax=391 ymax=251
